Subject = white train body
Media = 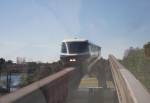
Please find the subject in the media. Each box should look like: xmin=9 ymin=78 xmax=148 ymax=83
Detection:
xmin=60 ymin=38 xmax=101 ymax=65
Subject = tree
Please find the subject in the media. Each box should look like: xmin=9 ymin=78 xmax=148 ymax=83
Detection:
xmin=0 ymin=58 xmax=6 ymax=71
xmin=121 ymin=47 xmax=150 ymax=92
xmin=0 ymin=58 xmax=5 ymax=64
xmin=7 ymin=60 xmax=13 ymax=64
xmin=27 ymin=62 xmax=38 ymax=74
xmin=144 ymin=42 xmax=150 ymax=58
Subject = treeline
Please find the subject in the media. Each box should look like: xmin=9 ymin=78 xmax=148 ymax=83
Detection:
xmin=0 ymin=58 xmax=13 ymax=72
xmin=20 ymin=61 xmax=63 ymax=87
xmin=121 ymin=47 xmax=150 ymax=91
xmin=0 ymin=58 xmax=63 ymax=87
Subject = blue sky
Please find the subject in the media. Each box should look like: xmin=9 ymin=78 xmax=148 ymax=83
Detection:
xmin=0 ymin=0 xmax=150 ymax=62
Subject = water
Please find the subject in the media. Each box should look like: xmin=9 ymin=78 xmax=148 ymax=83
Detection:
xmin=0 ymin=73 xmax=21 ymax=92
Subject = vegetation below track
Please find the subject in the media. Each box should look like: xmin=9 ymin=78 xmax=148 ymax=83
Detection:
xmin=0 ymin=59 xmax=63 ymax=88
xmin=121 ymin=48 xmax=150 ymax=92
xmin=20 ymin=61 xmax=63 ymax=87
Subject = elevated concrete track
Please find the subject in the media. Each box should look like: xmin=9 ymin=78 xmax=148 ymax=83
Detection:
xmin=109 ymin=55 xmax=150 ymax=103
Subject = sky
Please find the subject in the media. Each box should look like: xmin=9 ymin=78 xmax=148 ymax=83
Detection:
xmin=0 ymin=0 xmax=150 ymax=62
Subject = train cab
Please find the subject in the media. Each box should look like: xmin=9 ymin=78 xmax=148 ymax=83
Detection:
xmin=60 ymin=38 xmax=101 ymax=66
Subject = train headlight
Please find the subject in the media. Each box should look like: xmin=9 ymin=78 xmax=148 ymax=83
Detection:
xmin=72 ymin=59 xmax=76 ymax=61
xmin=69 ymin=59 xmax=73 ymax=62
xmin=69 ymin=58 xmax=76 ymax=62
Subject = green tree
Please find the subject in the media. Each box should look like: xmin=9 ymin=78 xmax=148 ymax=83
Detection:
xmin=6 ymin=60 xmax=13 ymax=64
xmin=121 ymin=48 xmax=150 ymax=91
xmin=0 ymin=58 xmax=6 ymax=74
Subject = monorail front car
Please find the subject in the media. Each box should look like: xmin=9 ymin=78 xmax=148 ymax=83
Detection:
xmin=60 ymin=39 xmax=101 ymax=65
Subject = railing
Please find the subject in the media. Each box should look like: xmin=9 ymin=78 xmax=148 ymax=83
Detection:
xmin=109 ymin=55 xmax=150 ymax=103
xmin=0 ymin=68 xmax=75 ymax=103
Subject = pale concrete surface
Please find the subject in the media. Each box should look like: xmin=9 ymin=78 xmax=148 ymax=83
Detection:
xmin=121 ymin=69 xmax=150 ymax=103
xmin=79 ymin=77 xmax=99 ymax=88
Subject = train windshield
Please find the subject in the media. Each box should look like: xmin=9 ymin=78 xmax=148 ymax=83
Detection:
xmin=61 ymin=42 xmax=67 ymax=53
xmin=67 ymin=42 xmax=88 ymax=53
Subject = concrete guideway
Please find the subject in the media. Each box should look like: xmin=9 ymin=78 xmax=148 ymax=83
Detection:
xmin=109 ymin=55 xmax=150 ymax=103
xmin=87 ymin=56 xmax=101 ymax=73
xmin=0 ymin=68 xmax=76 ymax=103
xmin=121 ymin=69 xmax=150 ymax=103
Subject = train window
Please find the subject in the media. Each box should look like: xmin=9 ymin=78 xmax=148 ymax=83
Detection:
xmin=67 ymin=42 xmax=88 ymax=53
xmin=61 ymin=42 xmax=67 ymax=53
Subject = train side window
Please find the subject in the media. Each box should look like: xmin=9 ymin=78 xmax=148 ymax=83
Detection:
xmin=61 ymin=43 xmax=67 ymax=53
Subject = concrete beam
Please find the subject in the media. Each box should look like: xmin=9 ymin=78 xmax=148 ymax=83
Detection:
xmin=0 ymin=68 xmax=75 ymax=103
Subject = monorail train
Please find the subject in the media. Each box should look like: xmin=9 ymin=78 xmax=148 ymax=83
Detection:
xmin=60 ymin=38 xmax=101 ymax=66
